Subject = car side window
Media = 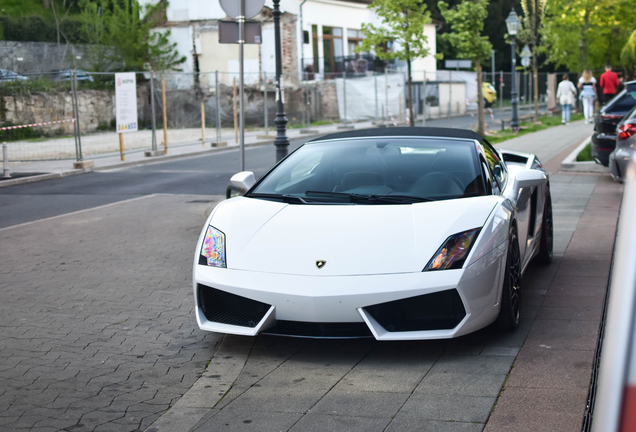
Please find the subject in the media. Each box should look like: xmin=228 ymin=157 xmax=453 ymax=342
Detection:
xmin=482 ymin=143 xmax=506 ymax=189
xmin=480 ymin=159 xmax=494 ymax=195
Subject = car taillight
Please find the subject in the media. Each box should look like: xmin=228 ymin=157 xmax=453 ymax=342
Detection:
xmin=619 ymin=385 xmax=636 ymax=432
xmin=618 ymin=124 xmax=636 ymax=141
xmin=602 ymin=114 xmax=624 ymax=120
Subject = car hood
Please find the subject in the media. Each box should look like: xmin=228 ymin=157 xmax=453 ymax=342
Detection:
xmin=208 ymin=196 xmax=500 ymax=276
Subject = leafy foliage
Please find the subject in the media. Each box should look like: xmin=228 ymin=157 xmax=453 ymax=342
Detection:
xmin=438 ymin=0 xmax=492 ymax=134
xmin=355 ymin=0 xmax=435 ymax=63
xmin=621 ymin=30 xmax=636 ymax=75
xmin=78 ymin=0 xmax=185 ymax=72
xmin=356 ymin=0 xmax=437 ymax=126
xmin=542 ymin=0 xmax=636 ymax=71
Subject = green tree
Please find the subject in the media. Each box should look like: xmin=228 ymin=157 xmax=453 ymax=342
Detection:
xmin=355 ymin=0 xmax=436 ymax=127
xmin=438 ymin=0 xmax=492 ymax=135
xmin=78 ymin=0 xmax=185 ymax=72
xmin=542 ymin=0 xmax=636 ymax=72
xmin=621 ymin=29 xmax=636 ymax=79
xmin=518 ymin=0 xmax=546 ymax=122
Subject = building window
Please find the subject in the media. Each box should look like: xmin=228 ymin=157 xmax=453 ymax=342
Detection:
xmin=322 ymin=26 xmax=343 ymax=76
xmin=347 ymin=29 xmax=365 ymax=57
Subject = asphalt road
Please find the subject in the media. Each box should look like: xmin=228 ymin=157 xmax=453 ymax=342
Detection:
xmin=0 ymin=138 xmax=307 ymax=229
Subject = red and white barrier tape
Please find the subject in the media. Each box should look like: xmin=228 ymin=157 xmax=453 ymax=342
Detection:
xmin=387 ymin=108 xmax=398 ymax=127
xmin=0 ymin=118 xmax=75 ymax=131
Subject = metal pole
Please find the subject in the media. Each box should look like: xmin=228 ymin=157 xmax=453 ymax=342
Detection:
xmin=70 ymin=71 xmax=79 ymax=161
xmin=201 ymin=101 xmax=206 ymax=147
xmin=238 ymin=0 xmax=245 ymax=171
xmin=264 ymin=72 xmax=269 ymax=135
xmin=150 ymin=73 xmax=157 ymax=152
xmin=491 ymin=49 xmax=495 ymax=86
xmin=342 ymin=71 xmax=347 ymax=125
xmin=499 ymin=70 xmax=503 ymax=114
xmin=2 ymin=143 xmax=10 ymax=179
xmin=273 ymin=0 xmax=289 ymax=162
xmin=73 ymin=69 xmax=83 ymax=160
xmin=216 ymin=71 xmax=221 ymax=143
xmin=385 ymin=67 xmax=388 ymax=122
xmin=162 ymin=79 xmax=168 ymax=154
xmin=511 ymin=35 xmax=519 ymax=130
xmin=374 ymin=72 xmax=378 ymax=121
xmin=422 ymin=70 xmax=427 ymax=125
xmin=448 ymin=70 xmax=452 ymax=125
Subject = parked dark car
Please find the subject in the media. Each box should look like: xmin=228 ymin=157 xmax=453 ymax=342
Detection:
xmin=592 ymin=80 xmax=636 ymax=166
xmin=609 ymin=104 xmax=636 ymax=182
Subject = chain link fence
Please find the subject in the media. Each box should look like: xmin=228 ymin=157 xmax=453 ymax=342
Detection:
xmin=0 ymin=68 xmax=565 ymax=164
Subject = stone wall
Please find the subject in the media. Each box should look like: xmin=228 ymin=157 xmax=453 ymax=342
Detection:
xmin=0 ymin=79 xmax=339 ymax=137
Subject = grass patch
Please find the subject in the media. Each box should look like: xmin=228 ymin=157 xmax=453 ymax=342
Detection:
xmin=576 ymin=143 xmax=593 ymax=161
xmin=486 ymin=112 xmax=585 ymax=144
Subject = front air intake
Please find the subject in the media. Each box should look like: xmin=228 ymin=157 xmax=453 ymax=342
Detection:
xmin=364 ymin=289 xmax=466 ymax=332
xmin=197 ymin=284 xmax=270 ymax=328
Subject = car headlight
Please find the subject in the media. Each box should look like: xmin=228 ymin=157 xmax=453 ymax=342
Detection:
xmin=200 ymin=225 xmax=226 ymax=268
xmin=423 ymin=228 xmax=481 ymax=271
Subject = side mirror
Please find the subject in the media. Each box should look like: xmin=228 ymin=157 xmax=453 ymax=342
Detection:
xmin=230 ymin=171 xmax=256 ymax=191
xmin=516 ymin=169 xmax=547 ymax=189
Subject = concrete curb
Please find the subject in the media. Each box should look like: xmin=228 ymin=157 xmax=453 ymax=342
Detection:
xmin=560 ymin=134 xmax=610 ymax=173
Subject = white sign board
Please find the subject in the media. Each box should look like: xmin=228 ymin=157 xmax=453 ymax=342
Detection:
xmin=115 ymin=72 xmax=138 ymax=133
xmin=445 ymin=60 xmax=472 ymax=69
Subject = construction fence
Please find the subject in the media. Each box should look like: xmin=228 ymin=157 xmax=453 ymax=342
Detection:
xmin=0 ymin=69 xmax=556 ymax=164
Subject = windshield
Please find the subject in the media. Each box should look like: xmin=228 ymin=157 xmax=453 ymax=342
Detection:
xmin=249 ymin=137 xmax=486 ymax=204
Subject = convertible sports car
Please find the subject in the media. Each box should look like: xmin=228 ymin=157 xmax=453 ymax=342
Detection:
xmin=193 ymin=127 xmax=552 ymax=340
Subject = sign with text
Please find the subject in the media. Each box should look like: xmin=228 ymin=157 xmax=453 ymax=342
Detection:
xmin=115 ymin=72 xmax=138 ymax=133
xmin=445 ymin=60 xmax=472 ymax=69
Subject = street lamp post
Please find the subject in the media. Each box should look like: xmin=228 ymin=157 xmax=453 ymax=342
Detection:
xmin=273 ymin=0 xmax=289 ymax=162
xmin=506 ymin=10 xmax=520 ymax=131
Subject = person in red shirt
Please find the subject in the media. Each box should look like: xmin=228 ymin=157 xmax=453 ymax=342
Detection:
xmin=600 ymin=65 xmax=621 ymax=105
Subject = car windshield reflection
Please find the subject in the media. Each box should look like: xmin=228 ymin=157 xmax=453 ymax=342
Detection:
xmin=248 ymin=137 xmax=486 ymax=204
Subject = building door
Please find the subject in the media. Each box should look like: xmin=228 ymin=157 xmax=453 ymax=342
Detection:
xmin=322 ymin=26 xmax=343 ymax=77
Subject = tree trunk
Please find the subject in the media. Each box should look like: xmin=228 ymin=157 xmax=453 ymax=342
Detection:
xmin=477 ymin=63 xmax=485 ymax=135
xmin=407 ymin=57 xmax=415 ymax=127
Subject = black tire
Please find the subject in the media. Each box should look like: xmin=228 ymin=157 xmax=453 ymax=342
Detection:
xmin=497 ymin=228 xmax=521 ymax=332
xmin=537 ymin=192 xmax=553 ymax=265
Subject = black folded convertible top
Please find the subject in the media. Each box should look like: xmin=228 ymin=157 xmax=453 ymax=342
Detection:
xmin=308 ymin=127 xmax=485 ymax=143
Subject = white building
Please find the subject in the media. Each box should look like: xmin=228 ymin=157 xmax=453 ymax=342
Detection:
xmin=139 ymin=0 xmax=438 ymax=88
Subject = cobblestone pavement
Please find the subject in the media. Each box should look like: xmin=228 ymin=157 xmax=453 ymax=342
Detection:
xmin=0 ymin=194 xmax=223 ymax=431
xmin=145 ymin=173 xmax=602 ymax=432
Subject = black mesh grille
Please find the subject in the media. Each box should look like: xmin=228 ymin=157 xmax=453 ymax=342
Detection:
xmin=364 ymin=289 xmax=466 ymax=332
xmin=197 ymin=284 xmax=270 ymax=328
xmin=262 ymin=321 xmax=373 ymax=338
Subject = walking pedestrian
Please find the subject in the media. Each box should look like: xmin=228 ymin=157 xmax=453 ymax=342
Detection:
xmin=556 ymin=74 xmax=577 ymax=125
xmin=599 ymin=64 xmax=620 ymax=105
xmin=578 ymin=69 xmax=597 ymax=124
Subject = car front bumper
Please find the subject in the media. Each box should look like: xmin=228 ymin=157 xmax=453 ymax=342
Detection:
xmin=193 ymin=245 xmax=505 ymax=341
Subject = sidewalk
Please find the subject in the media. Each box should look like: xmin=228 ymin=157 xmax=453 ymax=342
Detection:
xmin=1 ymin=120 xmax=376 ymax=186
xmin=141 ymin=120 xmax=620 ymax=432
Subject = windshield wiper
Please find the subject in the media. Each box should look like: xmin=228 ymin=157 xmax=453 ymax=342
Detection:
xmin=305 ymin=191 xmax=432 ymax=204
xmin=353 ymin=194 xmax=433 ymax=204
xmin=247 ymin=193 xmax=309 ymax=204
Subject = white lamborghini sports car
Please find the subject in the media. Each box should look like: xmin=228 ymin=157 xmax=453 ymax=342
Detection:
xmin=193 ymin=127 xmax=553 ymax=340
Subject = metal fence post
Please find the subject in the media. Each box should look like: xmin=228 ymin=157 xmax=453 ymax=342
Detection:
xmin=150 ymin=73 xmax=157 ymax=152
xmin=422 ymin=70 xmax=427 ymax=126
xmin=499 ymin=70 xmax=503 ymax=114
xmin=72 ymin=69 xmax=83 ymax=161
xmin=448 ymin=70 xmax=452 ymax=125
xmin=374 ymin=72 xmax=378 ymax=121
xmin=343 ymin=72 xmax=347 ymax=125
xmin=2 ymin=143 xmax=10 ymax=179
xmin=385 ymin=67 xmax=389 ymax=123
xmin=264 ymin=72 xmax=269 ymax=135
xmin=216 ymin=71 xmax=221 ymax=143
xmin=70 ymin=71 xmax=80 ymax=162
